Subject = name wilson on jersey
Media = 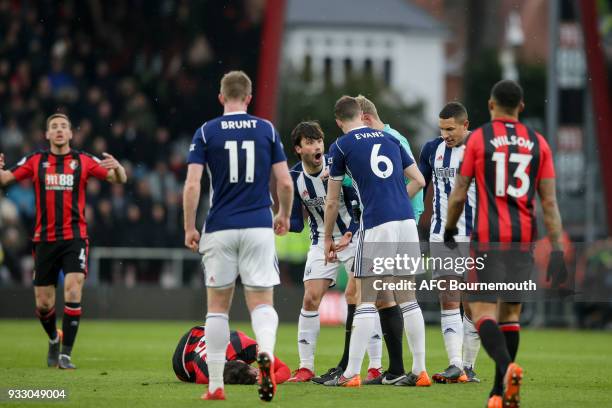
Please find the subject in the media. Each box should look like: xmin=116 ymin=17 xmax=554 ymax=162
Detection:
xmin=489 ymin=135 xmax=535 ymax=150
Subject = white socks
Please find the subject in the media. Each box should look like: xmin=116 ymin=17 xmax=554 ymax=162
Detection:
xmin=367 ymin=313 xmax=383 ymax=369
xmin=400 ymin=301 xmax=426 ymax=375
xmin=344 ymin=304 xmax=377 ymax=378
xmin=297 ymin=308 xmax=320 ymax=371
xmin=204 ymin=313 xmax=230 ymax=392
xmin=441 ymin=308 xmax=464 ymax=368
xmin=251 ymin=304 xmax=278 ymax=362
xmin=462 ymin=315 xmax=481 ymax=369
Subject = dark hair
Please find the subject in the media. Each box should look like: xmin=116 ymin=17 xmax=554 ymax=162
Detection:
xmin=439 ymin=102 xmax=468 ymax=121
xmin=223 ymin=360 xmax=257 ymax=384
xmin=334 ymin=95 xmax=361 ymax=121
xmin=491 ymin=79 xmax=523 ymax=111
xmin=291 ymin=121 xmax=324 ymax=159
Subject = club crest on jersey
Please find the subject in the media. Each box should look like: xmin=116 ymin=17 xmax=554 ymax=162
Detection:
xmin=301 ymin=190 xmax=310 ymax=199
xmin=69 ymin=160 xmax=79 ymax=170
xmin=42 ymin=161 xmax=50 ymax=168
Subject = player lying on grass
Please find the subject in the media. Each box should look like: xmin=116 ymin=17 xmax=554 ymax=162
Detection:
xmin=172 ymin=326 xmax=291 ymax=385
xmin=286 ymin=121 xmax=383 ymax=383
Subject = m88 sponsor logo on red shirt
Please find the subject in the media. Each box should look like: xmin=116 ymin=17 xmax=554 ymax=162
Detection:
xmin=45 ymin=173 xmax=74 ymax=190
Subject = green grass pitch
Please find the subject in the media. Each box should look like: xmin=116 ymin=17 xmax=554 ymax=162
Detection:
xmin=1 ymin=320 xmax=611 ymax=407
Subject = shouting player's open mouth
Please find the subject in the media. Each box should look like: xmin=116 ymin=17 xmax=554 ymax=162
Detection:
xmin=313 ymin=152 xmax=323 ymax=163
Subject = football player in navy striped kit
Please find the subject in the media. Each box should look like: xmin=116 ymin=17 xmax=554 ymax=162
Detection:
xmin=286 ymin=121 xmax=383 ymax=383
xmin=419 ymin=102 xmax=481 ymax=384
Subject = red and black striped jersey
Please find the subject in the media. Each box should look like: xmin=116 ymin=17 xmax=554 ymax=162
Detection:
xmin=459 ymin=118 xmax=555 ymax=243
xmin=172 ymin=326 xmax=290 ymax=385
xmin=10 ymin=150 xmax=109 ymax=242
xmin=172 ymin=326 xmax=258 ymax=384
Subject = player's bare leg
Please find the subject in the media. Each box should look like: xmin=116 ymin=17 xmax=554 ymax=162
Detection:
xmin=245 ymin=288 xmax=278 ymax=402
xmin=433 ymin=279 xmax=468 ymax=383
xmin=461 ymin=299 xmax=481 ymax=382
xmin=58 ymin=273 xmax=84 ymax=369
xmin=35 ymin=285 xmax=61 ymax=367
xmin=290 ymin=279 xmax=330 ymax=382
xmin=393 ymin=277 xmax=431 ymax=387
xmin=201 ymin=285 xmax=234 ymax=401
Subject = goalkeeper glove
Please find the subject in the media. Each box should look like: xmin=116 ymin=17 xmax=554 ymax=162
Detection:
xmin=443 ymin=227 xmax=458 ymax=249
xmin=547 ymin=250 xmax=568 ymax=287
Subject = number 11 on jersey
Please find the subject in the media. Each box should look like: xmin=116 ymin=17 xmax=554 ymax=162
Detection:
xmin=225 ymin=140 xmax=255 ymax=183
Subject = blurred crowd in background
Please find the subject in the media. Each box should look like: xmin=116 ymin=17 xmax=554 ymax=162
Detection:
xmin=0 ymin=0 xmax=264 ymax=285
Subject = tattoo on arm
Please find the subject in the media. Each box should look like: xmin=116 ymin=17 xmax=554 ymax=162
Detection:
xmin=538 ymin=178 xmax=563 ymax=249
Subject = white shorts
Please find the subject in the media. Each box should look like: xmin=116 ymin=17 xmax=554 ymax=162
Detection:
xmin=429 ymin=233 xmax=471 ymax=279
xmin=304 ymin=242 xmax=355 ymax=285
xmin=199 ymin=228 xmax=280 ymax=289
xmin=355 ymin=219 xmax=422 ymax=278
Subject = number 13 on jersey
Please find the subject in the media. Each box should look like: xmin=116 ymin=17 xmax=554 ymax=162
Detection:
xmin=492 ymin=152 xmax=532 ymax=198
xmin=225 ymin=140 xmax=255 ymax=183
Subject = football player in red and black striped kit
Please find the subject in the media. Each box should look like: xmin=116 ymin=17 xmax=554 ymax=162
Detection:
xmin=172 ymin=326 xmax=291 ymax=386
xmin=445 ymin=80 xmax=566 ymax=408
xmin=0 ymin=113 xmax=127 ymax=369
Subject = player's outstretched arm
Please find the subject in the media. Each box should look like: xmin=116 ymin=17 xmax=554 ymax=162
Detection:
xmin=0 ymin=153 xmax=16 ymax=186
xmin=272 ymin=356 xmax=291 ymax=384
xmin=100 ymin=152 xmax=127 ymax=184
xmin=404 ymin=163 xmax=426 ymax=198
xmin=183 ymin=164 xmax=203 ymax=251
xmin=272 ymin=161 xmax=293 ymax=236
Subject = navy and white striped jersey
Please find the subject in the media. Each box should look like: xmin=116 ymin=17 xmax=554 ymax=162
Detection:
xmin=289 ymin=156 xmax=359 ymax=245
xmin=187 ymin=111 xmax=287 ymax=233
xmin=419 ymin=137 xmax=476 ymax=237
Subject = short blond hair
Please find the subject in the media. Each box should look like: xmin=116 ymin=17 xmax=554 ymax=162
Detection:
xmin=355 ymin=94 xmax=379 ymax=119
xmin=46 ymin=113 xmax=71 ymax=130
xmin=220 ymin=70 xmax=252 ymax=101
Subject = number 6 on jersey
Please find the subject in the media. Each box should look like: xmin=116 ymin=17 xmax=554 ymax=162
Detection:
xmin=370 ymin=143 xmax=393 ymax=179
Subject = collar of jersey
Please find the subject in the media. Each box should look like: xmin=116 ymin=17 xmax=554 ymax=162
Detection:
xmin=223 ymin=111 xmax=247 ymax=116
xmin=302 ymin=159 xmax=326 ymax=179
xmin=347 ymin=125 xmax=368 ymax=132
xmin=46 ymin=149 xmax=75 ymax=157
xmin=492 ymin=117 xmax=518 ymax=123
